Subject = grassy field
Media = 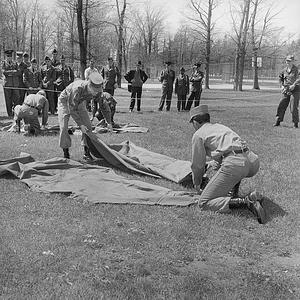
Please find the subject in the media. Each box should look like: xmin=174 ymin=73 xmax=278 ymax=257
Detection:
xmin=0 ymin=86 xmax=300 ymax=299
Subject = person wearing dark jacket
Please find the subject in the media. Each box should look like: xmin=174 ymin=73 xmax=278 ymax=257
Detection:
xmin=124 ymin=61 xmax=148 ymax=112
xmin=175 ymin=67 xmax=190 ymax=111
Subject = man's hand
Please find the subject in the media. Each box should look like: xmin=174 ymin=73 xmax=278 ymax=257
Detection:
xmin=206 ymin=160 xmax=220 ymax=170
xmin=107 ymin=123 xmax=113 ymax=133
xmin=194 ymin=185 xmax=203 ymax=194
xmin=80 ymin=125 xmax=88 ymax=134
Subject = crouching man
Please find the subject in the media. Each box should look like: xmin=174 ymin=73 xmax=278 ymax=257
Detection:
xmin=57 ymin=72 xmax=112 ymax=161
xmin=91 ymin=91 xmax=117 ymax=126
xmin=14 ymin=90 xmax=49 ymax=135
xmin=189 ymin=105 xmax=267 ymax=224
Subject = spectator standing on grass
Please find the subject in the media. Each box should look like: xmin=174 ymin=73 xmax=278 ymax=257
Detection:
xmin=175 ymin=67 xmax=189 ymax=112
xmin=189 ymin=104 xmax=267 ymax=224
xmin=273 ymin=55 xmax=300 ymax=128
xmin=158 ymin=61 xmax=175 ymax=111
xmin=51 ymin=49 xmax=60 ymax=112
xmin=16 ymin=51 xmax=28 ymax=104
xmin=57 ymin=72 xmax=112 ymax=161
xmin=55 ymin=55 xmax=75 ymax=95
xmin=14 ymin=90 xmax=49 ymax=136
xmin=41 ymin=56 xmax=56 ymax=114
xmin=185 ymin=62 xmax=204 ymax=111
xmin=124 ymin=61 xmax=148 ymax=112
xmin=1 ymin=50 xmax=20 ymax=117
xmin=101 ymin=57 xmax=120 ymax=96
xmin=23 ymin=58 xmax=43 ymax=95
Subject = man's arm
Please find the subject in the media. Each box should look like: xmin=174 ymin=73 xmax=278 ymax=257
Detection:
xmin=41 ymin=98 xmax=49 ymax=126
xmin=191 ymin=134 xmax=207 ymax=187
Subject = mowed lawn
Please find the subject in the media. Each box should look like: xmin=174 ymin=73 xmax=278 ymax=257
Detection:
xmin=0 ymin=86 xmax=300 ymax=299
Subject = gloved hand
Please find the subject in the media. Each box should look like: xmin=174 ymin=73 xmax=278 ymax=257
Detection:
xmin=80 ymin=125 xmax=88 ymax=134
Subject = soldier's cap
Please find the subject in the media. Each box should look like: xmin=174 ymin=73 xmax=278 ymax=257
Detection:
xmin=23 ymin=52 xmax=29 ymax=58
xmin=52 ymin=48 xmax=58 ymax=54
xmin=286 ymin=55 xmax=295 ymax=62
xmin=165 ymin=61 xmax=172 ymax=65
xmin=89 ymin=72 xmax=104 ymax=88
xmin=189 ymin=105 xmax=209 ymax=122
xmin=180 ymin=66 xmax=185 ymax=71
xmin=16 ymin=51 xmax=23 ymax=58
xmin=194 ymin=62 xmax=201 ymax=67
xmin=4 ymin=50 xmax=14 ymax=56
xmin=31 ymin=58 xmax=37 ymax=63
xmin=44 ymin=56 xmax=51 ymax=61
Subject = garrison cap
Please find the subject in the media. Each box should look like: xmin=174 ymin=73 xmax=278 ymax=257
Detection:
xmin=286 ymin=55 xmax=295 ymax=62
xmin=16 ymin=51 xmax=23 ymax=57
xmin=52 ymin=48 xmax=58 ymax=54
xmin=137 ymin=60 xmax=142 ymax=66
xmin=44 ymin=56 xmax=51 ymax=61
xmin=180 ymin=66 xmax=185 ymax=71
xmin=4 ymin=50 xmax=14 ymax=57
xmin=189 ymin=105 xmax=209 ymax=122
xmin=89 ymin=72 xmax=104 ymax=88
xmin=23 ymin=52 xmax=29 ymax=58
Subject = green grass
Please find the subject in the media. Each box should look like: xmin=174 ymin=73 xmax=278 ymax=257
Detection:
xmin=0 ymin=87 xmax=300 ymax=299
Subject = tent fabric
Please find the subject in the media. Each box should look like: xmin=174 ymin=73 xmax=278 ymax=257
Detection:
xmin=86 ymin=132 xmax=192 ymax=184
xmin=0 ymin=155 xmax=197 ymax=206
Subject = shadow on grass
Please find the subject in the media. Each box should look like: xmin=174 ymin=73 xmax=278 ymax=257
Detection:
xmin=262 ymin=196 xmax=287 ymax=222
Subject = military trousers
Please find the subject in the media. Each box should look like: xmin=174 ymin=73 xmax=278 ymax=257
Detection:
xmin=58 ymin=101 xmax=92 ymax=149
xmin=185 ymin=90 xmax=202 ymax=111
xmin=4 ymin=86 xmax=20 ymax=117
xmin=177 ymin=94 xmax=187 ymax=111
xmin=14 ymin=104 xmax=40 ymax=132
xmin=130 ymin=87 xmax=143 ymax=111
xmin=198 ymin=151 xmax=260 ymax=213
xmin=158 ymin=86 xmax=173 ymax=111
xmin=276 ymin=90 xmax=299 ymax=124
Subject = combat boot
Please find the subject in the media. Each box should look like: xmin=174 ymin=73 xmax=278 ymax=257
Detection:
xmin=294 ymin=123 xmax=298 ymax=128
xmin=229 ymin=190 xmax=266 ymax=224
xmin=83 ymin=146 xmax=93 ymax=162
xmin=63 ymin=148 xmax=70 ymax=159
xmin=273 ymin=117 xmax=280 ymax=127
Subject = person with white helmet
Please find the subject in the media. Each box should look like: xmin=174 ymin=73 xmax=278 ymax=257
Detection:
xmin=57 ymin=72 xmax=112 ymax=161
xmin=13 ymin=90 xmax=49 ymax=135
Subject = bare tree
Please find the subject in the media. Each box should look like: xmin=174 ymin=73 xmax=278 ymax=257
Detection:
xmin=186 ymin=0 xmax=218 ymax=89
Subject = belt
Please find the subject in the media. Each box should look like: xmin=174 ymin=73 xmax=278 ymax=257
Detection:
xmin=25 ymin=103 xmax=38 ymax=109
xmin=222 ymin=148 xmax=249 ymax=158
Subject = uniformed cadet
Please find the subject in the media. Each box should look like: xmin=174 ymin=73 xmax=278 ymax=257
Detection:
xmin=16 ymin=51 xmax=28 ymax=103
xmin=14 ymin=90 xmax=49 ymax=135
xmin=23 ymin=58 xmax=42 ymax=94
xmin=175 ymin=67 xmax=190 ymax=111
xmin=23 ymin=52 xmax=31 ymax=68
xmin=1 ymin=50 xmax=20 ymax=117
xmin=273 ymin=55 xmax=300 ymax=128
xmin=190 ymin=105 xmax=266 ymax=224
xmin=91 ymin=91 xmax=117 ymax=125
xmin=41 ymin=55 xmax=56 ymax=114
xmin=101 ymin=57 xmax=120 ymax=96
xmin=158 ymin=61 xmax=175 ymax=111
xmin=55 ymin=55 xmax=75 ymax=94
xmin=57 ymin=72 xmax=112 ymax=161
xmin=51 ymin=49 xmax=60 ymax=111
xmin=51 ymin=49 xmax=60 ymax=67
xmin=185 ymin=62 xmax=204 ymax=111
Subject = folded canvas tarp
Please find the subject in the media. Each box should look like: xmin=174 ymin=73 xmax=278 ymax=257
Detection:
xmin=0 ymin=153 xmax=197 ymax=206
xmin=86 ymin=132 xmax=192 ymax=184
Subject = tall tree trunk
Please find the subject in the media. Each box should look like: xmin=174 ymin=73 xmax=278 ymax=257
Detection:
xmin=251 ymin=0 xmax=260 ymax=90
xmin=77 ymin=0 xmax=87 ymax=79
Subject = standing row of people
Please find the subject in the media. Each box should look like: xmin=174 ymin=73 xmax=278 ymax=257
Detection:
xmin=1 ymin=49 xmax=75 ymax=117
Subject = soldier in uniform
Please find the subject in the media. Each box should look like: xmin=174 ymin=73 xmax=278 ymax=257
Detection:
xmin=185 ymin=62 xmax=204 ymax=111
xmin=41 ymin=56 xmax=56 ymax=114
xmin=23 ymin=52 xmax=31 ymax=68
xmin=57 ymin=72 xmax=112 ymax=161
xmin=55 ymin=55 xmax=75 ymax=94
xmin=23 ymin=58 xmax=42 ymax=94
xmin=175 ymin=67 xmax=190 ymax=111
xmin=91 ymin=91 xmax=117 ymax=125
xmin=158 ymin=61 xmax=175 ymax=111
xmin=1 ymin=50 xmax=20 ymax=117
xmin=13 ymin=90 xmax=49 ymax=135
xmin=273 ymin=55 xmax=300 ymax=128
xmin=189 ymin=105 xmax=266 ymax=224
xmin=16 ymin=51 xmax=28 ymax=103
xmin=100 ymin=57 xmax=120 ymax=96
xmin=51 ymin=49 xmax=60 ymax=111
